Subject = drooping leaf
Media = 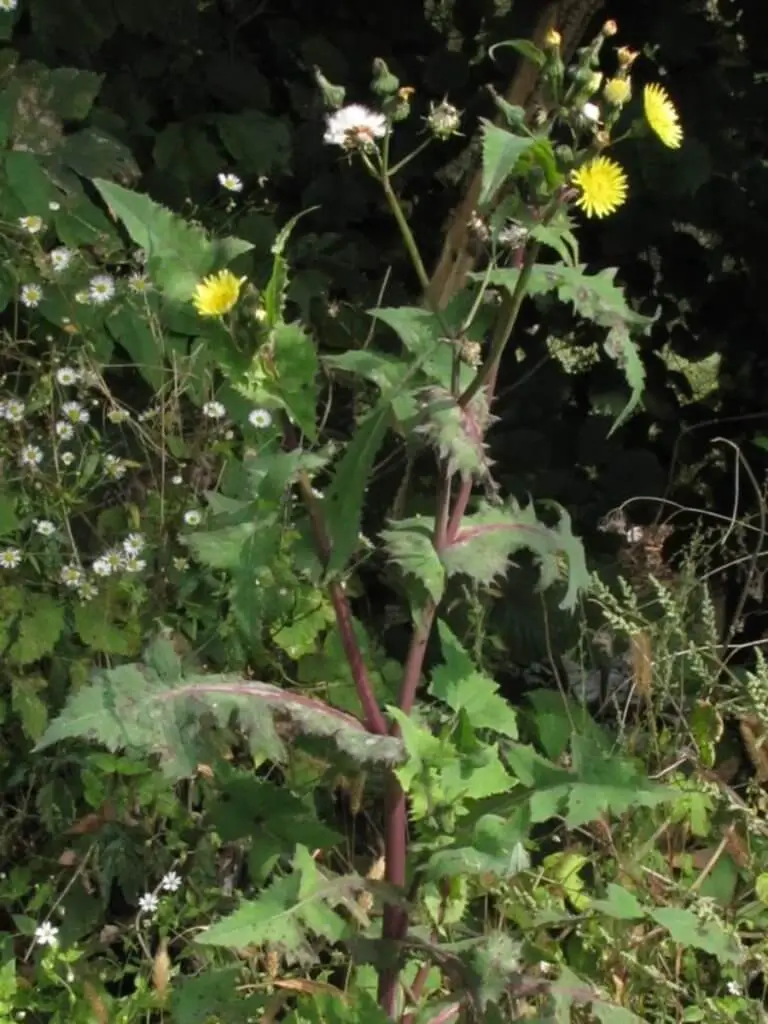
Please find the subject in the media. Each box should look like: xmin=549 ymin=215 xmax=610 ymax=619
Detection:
xmin=602 ymin=323 xmax=646 ymax=434
xmin=440 ymin=499 xmax=589 ymax=610
xmin=429 ymin=622 xmax=518 ymax=738
xmin=478 ymin=120 xmax=536 ymax=207
xmin=35 ymin=646 xmax=405 ymax=779
xmin=489 ymin=39 xmax=547 ymax=68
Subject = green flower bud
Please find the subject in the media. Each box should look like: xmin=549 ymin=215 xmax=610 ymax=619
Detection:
xmin=313 ymin=67 xmax=346 ymax=110
xmin=371 ymin=58 xmax=400 ymax=98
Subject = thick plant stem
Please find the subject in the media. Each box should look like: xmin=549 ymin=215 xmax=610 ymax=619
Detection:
xmin=378 ymin=779 xmax=410 ymax=1015
xmin=459 ymin=245 xmax=538 ymax=407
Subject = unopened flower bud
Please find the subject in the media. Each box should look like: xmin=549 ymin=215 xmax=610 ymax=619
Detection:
xmin=603 ymin=76 xmax=631 ymax=107
xmin=587 ymin=71 xmax=604 ymax=95
xmin=427 ymin=99 xmax=461 ymax=140
xmin=581 ymin=101 xmax=601 ymax=122
xmin=371 ymin=58 xmax=400 ymax=98
xmin=313 ymin=67 xmax=346 ymax=110
xmin=602 ymin=19 xmax=618 ymax=37
xmin=545 ymin=28 xmax=562 ymax=48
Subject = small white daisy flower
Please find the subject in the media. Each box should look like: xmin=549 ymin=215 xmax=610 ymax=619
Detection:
xmin=138 ymin=892 xmax=159 ymax=915
xmin=92 ymin=557 xmax=113 ymax=577
xmin=133 ymin=248 xmax=148 ymax=265
xmin=128 ymin=272 xmax=150 ymax=293
xmin=726 ymin=981 xmax=741 ymax=996
xmin=324 ymin=104 xmax=388 ymax=149
xmin=60 ymin=451 xmax=75 ymax=466
xmin=60 ymin=563 xmax=83 ymax=587
xmin=61 ymin=401 xmax=89 ymax=425
xmin=0 ymin=0 xmax=19 ymax=12
xmin=183 ymin=509 xmax=202 ymax=527
xmin=171 ymin=474 xmax=183 ymax=485
xmin=19 ymin=444 xmax=43 ymax=467
xmin=55 ymin=421 xmax=74 ymax=440
xmin=49 ymin=247 xmax=73 ymax=272
xmin=49 ymin=200 xmax=61 ymax=211
xmin=0 ymin=548 xmax=22 ymax=569
xmin=19 ymin=215 xmax=43 ymax=234
xmin=172 ymin=557 xmax=189 ymax=571
xmin=123 ymin=555 xmax=146 ymax=573
xmin=55 ymin=366 xmax=80 ymax=386
xmin=20 ymin=283 xmax=43 ymax=308
xmin=203 ymin=400 xmax=226 ymax=420
xmin=2 ymin=398 xmax=25 ymax=422
xmin=34 ymin=520 xmax=56 ymax=536
xmin=248 ymin=408 xmax=273 ymax=429
xmin=74 ymin=289 xmax=90 ymax=305
xmin=123 ymin=533 xmax=145 ymax=555
xmin=160 ymin=871 xmax=182 ymax=892
xmin=34 ymin=922 xmax=59 ymax=947
xmin=103 ymin=454 xmax=127 ymax=479
xmin=102 ymin=548 xmax=125 ymax=573
xmin=89 ymin=274 xmax=116 ymax=304
xmin=77 ymin=580 xmax=98 ymax=602
xmin=218 ymin=172 xmax=243 ymax=192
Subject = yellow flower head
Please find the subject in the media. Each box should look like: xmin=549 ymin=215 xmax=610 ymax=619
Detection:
xmin=545 ymin=28 xmax=562 ymax=48
xmin=643 ymin=83 xmax=683 ymax=149
xmin=572 ymin=156 xmax=628 ymax=219
xmin=603 ymin=76 xmax=632 ymax=107
xmin=193 ymin=270 xmax=245 ymax=317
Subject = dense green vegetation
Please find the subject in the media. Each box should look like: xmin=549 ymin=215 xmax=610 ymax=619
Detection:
xmin=1 ymin=0 xmax=768 ymax=1021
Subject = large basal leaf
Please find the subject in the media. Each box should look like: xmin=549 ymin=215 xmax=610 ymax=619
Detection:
xmin=478 ymin=120 xmax=536 ymax=207
xmin=35 ymin=637 xmax=405 ymax=779
xmin=440 ymin=499 xmax=589 ymax=610
xmin=92 ymin=178 xmax=252 ymax=301
xmin=429 ymin=622 xmax=518 ymax=738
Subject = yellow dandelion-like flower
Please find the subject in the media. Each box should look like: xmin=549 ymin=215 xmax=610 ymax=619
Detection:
xmin=603 ymin=76 xmax=632 ymax=107
xmin=572 ymin=156 xmax=629 ymax=219
xmin=643 ymin=83 xmax=683 ymax=149
xmin=192 ymin=270 xmax=245 ymax=317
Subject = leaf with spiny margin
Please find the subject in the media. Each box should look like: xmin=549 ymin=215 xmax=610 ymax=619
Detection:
xmin=262 ymin=207 xmax=318 ymax=329
xmin=602 ymin=322 xmax=646 ymax=434
xmin=323 ymin=350 xmax=407 ymax=393
xmin=429 ymin=622 xmax=518 ymax=738
xmin=415 ymin=386 xmax=493 ymax=481
xmin=323 ymin=401 xmax=391 ymax=577
xmin=269 ymin=321 xmax=319 ymax=440
xmin=478 ymin=120 xmax=536 ymax=208
xmin=198 ymin=846 xmax=350 ymax=963
xmin=92 ymin=179 xmax=253 ymax=302
xmin=380 ymin=517 xmax=445 ymax=604
xmin=370 ymin=307 xmax=473 ymax=391
xmin=440 ymin=499 xmax=589 ymax=610
xmin=35 ymin=639 xmax=406 ymax=779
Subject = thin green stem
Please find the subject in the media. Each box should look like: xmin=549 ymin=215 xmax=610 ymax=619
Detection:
xmin=388 ymin=138 xmax=433 ymax=177
xmin=381 ymin=176 xmax=431 ymax=295
xmin=459 ymin=243 xmax=539 ymax=407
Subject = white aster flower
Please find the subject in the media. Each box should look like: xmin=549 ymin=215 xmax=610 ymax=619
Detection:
xmin=49 ymin=200 xmax=61 ymax=211
xmin=55 ymin=366 xmax=80 ymax=386
xmin=172 ymin=557 xmax=189 ymax=571
xmin=123 ymin=533 xmax=145 ymax=555
xmin=203 ymin=400 xmax=226 ymax=420
xmin=123 ymin=555 xmax=146 ymax=573
xmin=248 ymin=408 xmax=273 ymax=429
xmin=34 ymin=520 xmax=56 ymax=536
xmin=128 ymin=272 xmax=150 ymax=293
xmin=324 ymin=104 xmax=388 ymax=149
xmin=60 ymin=451 xmax=75 ymax=466
xmin=726 ymin=981 xmax=741 ymax=996
xmin=61 ymin=401 xmax=89 ymax=425
xmin=19 ymin=215 xmax=43 ymax=234
xmin=34 ymin=922 xmax=59 ymax=947
xmin=171 ymin=474 xmax=183 ymax=485
xmin=77 ymin=580 xmax=98 ymax=602
xmin=0 ymin=547 xmax=22 ymax=569
xmin=49 ymin=247 xmax=73 ymax=272
xmin=92 ymin=557 xmax=113 ymax=577
xmin=74 ymin=290 xmax=90 ymax=305
xmin=0 ymin=0 xmax=19 ymax=11
xmin=160 ymin=871 xmax=182 ymax=892
xmin=60 ymin=563 xmax=83 ymax=587
xmin=103 ymin=454 xmax=127 ymax=479
xmin=138 ymin=892 xmax=159 ymax=915
xmin=183 ymin=509 xmax=202 ymax=527
xmin=218 ymin=172 xmax=243 ymax=192
xmin=89 ymin=274 xmax=116 ymax=304
xmin=2 ymin=398 xmax=25 ymax=422
xmin=107 ymin=408 xmax=131 ymax=424
xmin=19 ymin=444 xmax=43 ymax=467
xmin=20 ymin=283 xmax=43 ymax=308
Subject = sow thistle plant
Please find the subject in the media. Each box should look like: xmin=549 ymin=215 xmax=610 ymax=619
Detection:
xmin=27 ymin=19 xmax=758 ymax=1024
